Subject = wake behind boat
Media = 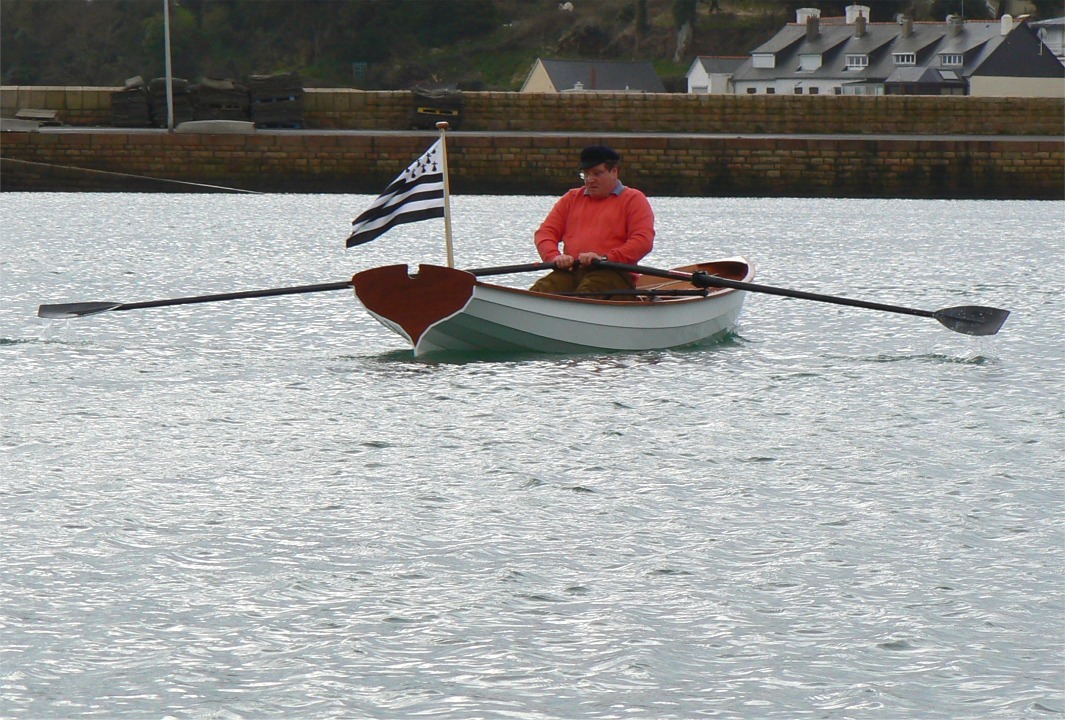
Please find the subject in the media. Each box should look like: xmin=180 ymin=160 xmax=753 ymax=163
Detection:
xmin=353 ymin=258 xmax=753 ymax=356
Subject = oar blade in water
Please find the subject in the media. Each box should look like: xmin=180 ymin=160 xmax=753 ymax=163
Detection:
xmin=38 ymin=302 xmax=124 ymax=319
xmin=932 ymin=305 xmax=1010 ymax=336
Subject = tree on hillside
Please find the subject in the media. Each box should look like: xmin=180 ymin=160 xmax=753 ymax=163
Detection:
xmin=673 ymin=0 xmax=697 ymax=62
xmin=634 ymin=0 xmax=649 ymax=55
xmin=780 ymin=1 xmax=914 ymax=22
xmin=1029 ymin=0 xmax=1065 ymax=19
xmin=929 ymin=0 xmax=996 ymax=19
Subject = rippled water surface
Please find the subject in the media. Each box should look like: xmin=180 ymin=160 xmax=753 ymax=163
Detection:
xmin=2 ymin=193 xmax=1062 ymax=719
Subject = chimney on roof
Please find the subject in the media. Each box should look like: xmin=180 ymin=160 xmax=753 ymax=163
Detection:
xmin=806 ymin=15 xmax=819 ymax=40
xmin=845 ymin=5 xmax=870 ymax=25
xmin=854 ymin=14 xmax=866 ymax=38
xmin=900 ymin=16 xmax=913 ymax=38
xmin=796 ymin=7 xmax=820 ymax=25
xmin=1000 ymin=14 xmax=1013 ymax=35
xmin=947 ymin=15 xmax=963 ymax=36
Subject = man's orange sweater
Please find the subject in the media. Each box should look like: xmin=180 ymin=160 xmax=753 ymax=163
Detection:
xmin=534 ymin=185 xmax=655 ymax=265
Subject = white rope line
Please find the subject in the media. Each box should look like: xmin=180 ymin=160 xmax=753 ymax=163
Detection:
xmin=0 ymin=158 xmax=262 ymax=194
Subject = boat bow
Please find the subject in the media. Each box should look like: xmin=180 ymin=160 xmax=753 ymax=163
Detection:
xmin=353 ymin=264 xmax=478 ymax=347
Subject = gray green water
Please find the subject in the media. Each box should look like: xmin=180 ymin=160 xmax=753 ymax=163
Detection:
xmin=2 ymin=194 xmax=1062 ymax=719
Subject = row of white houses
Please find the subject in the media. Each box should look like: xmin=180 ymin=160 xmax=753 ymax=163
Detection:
xmin=688 ymin=7 xmax=1064 ymax=97
xmin=518 ymin=6 xmax=1064 ymax=98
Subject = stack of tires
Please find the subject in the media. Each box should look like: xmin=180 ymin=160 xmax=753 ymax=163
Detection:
xmin=192 ymin=77 xmax=250 ymax=121
xmin=148 ymin=77 xmax=194 ymax=127
xmin=248 ymin=73 xmax=303 ymax=128
xmin=110 ymin=77 xmax=152 ymax=128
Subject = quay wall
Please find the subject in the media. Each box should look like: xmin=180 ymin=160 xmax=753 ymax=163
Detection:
xmin=1 ymin=86 xmax=1063 ymax=135
xmin=2 ymin=130 xmax=1061 ymax=199
xmin=1 ymin=86 xmax=1062 ymax=198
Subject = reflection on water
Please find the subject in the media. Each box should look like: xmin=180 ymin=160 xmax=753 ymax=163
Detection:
xmin=1 ymin=194 xmax=1062 ymax=719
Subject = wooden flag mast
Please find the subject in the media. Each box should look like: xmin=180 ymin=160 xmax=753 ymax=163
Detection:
xmin=436 ymin=122 xmax=454 ymax=268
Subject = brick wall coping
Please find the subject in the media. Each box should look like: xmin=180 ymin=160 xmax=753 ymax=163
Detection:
xmin=19 ymin=126 xmax=1063 ymax=142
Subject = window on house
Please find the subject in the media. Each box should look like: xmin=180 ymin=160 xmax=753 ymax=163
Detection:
xmin=752 ymin=54 xmax=775 ymax=69
xmin=834 ymin=87 xmax=843 ymax=95
xmin=809 ymin=86 xmax=820 ymax=95
xmin=746 ymin=87 xmax=757 ymax=94
xmin=766 ymin=87 xmax=776 ymax=94
xmin=940 ymin=53 xmax=964 ymax=66
xmin=846 ymin=54 xmax=869 ymax=69
xmin=893 ymin=53 xmax=916 ymax=66
xmin=794 ymin=86 xmax=804 ymax=94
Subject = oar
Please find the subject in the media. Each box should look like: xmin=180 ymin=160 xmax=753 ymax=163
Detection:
xmin=37 ymin=262 xmax=558 ymax=320
xmin=37 ymin=281 xmax=356 ymax=319
xmin=594 ymin=259 xmax=1010 ymax=337
xmin=558 ymin=288 xmax=709 ymax=297
xmin=465 ymin=262 xmax=554 ymax=277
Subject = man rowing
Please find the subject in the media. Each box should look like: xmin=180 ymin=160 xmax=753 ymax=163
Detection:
xmin=530 ymin=145 xmax=655 ymax=298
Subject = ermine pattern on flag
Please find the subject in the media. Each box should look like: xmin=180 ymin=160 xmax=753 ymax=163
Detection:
xmin=346 ymin=139 xmax=445 ymax=248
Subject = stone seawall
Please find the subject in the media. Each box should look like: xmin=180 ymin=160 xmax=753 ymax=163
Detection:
xmin=1 ymin=86 xmax=1062 ymax=135
xmin=3 ymin=86 xmax=1062 ymax=198
xmin=2 ymin=130 xmax=1061 ymax=199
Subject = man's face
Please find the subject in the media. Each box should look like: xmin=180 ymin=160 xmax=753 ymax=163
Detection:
xmin=581 ymin=163 xmax=618 ymax=199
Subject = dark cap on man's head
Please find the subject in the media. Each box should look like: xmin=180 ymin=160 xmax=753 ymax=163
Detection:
xmin=579 ymin=145 xmax=621 ymax=169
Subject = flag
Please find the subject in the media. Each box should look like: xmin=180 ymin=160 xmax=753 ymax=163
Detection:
xmin=346 ymin=139 xmax=445 ymax=248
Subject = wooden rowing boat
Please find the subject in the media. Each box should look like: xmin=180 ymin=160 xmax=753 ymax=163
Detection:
xmin=352 ymin=257 xmax=754 ymax=356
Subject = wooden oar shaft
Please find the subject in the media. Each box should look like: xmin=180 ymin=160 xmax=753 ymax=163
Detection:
xmin=595 ymin=259 xmax=1008 ymax=336
xmin=38 ymin=280 xmax=354 ymax=318
xmin=597 ymin=260 xmax=934 ymax=318
xmin=557 ymin=288 xmax=708 ymax=297
xmin=38 ymin=263 xmax=553 ymax=319
xmin=466 ymin=262 xmax=554 ymax=277
xmin=116 ymin=281 xmax=355 ymax=311
xmin=698 ymin=275 xmax=935 ymax=319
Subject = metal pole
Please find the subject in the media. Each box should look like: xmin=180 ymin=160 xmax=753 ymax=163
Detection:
xmin=163 ymin=0 xmax=175 ymax=131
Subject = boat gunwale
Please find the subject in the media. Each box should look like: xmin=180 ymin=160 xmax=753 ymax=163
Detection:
xmin=469 ymin=258 xmax=754 ymax=307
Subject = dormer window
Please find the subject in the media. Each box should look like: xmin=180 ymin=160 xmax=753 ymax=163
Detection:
xmin=940 ymin=53 xmax=964 ymax=66
xmin=893 ymin=52 xmax=916 ymax=65
xmin=846 ymin=54 xmax=869 ymax=70
xmin=752 ymin=53 xmax=775 ymax=69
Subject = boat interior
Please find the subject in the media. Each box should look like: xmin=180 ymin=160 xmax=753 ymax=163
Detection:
xmin=634 ymin=259 xmax=750 ymax=296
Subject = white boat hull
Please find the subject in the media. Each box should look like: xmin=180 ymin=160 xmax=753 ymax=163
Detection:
xmin=353 ymin=258 xmax=753 ymax=356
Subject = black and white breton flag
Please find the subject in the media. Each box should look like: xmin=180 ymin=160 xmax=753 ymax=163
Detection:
xmin=346 ymin=139 xmax=445 ymax=248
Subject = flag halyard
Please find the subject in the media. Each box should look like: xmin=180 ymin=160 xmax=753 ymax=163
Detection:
xmin=346 ymin=139 xmax=445 ymax=248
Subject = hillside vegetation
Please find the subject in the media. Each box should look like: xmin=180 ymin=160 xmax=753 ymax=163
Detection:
xmin=1 ymin=0 xmax=1059 ymax=90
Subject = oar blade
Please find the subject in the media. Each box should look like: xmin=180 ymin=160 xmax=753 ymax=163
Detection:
xmin=932 ymin=305 xmax=1010 ymax=336
xmin=38 ymin=302 xmax=124 ymax=319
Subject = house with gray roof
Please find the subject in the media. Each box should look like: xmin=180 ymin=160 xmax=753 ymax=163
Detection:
xmin=731 ymin=5 xmax=1064 ymax=97
xmin=1031 ymin=17 xmax=1065 ymax=61
xmin=967 ymin=18 xmax=1065 ymax=96
xmin=520 ymin=59 xmax=665 ymax=93
xmin=686 ymin=56 xmax=747 ymax=94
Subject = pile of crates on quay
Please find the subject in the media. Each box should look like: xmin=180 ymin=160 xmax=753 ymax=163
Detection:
xmin=110 ymin=73 xmax=302 ymax=129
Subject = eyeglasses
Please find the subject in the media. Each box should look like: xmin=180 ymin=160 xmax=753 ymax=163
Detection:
xmin=579 ymin=167 xmax=613 ymax=181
